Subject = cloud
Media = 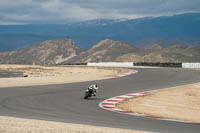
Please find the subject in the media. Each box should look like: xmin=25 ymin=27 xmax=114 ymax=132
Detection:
xmin=0 ymin=0 xmax=32 ymax=9
xmin=41 ymin=0 xmax=100 ymax=21
xmin=0 ymin=0 xmax=200 ymax=24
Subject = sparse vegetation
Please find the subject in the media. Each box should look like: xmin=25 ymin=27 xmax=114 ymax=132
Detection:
xmin=1 ymin=39 xmax=200 ymax=65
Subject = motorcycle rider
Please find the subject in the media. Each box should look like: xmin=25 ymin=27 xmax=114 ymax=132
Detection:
xmin=87 ymin=83 xmax=98 ymax=96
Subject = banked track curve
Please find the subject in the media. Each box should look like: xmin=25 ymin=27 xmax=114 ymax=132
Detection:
xmin=0 ymin=68 xmax=200 ymax=133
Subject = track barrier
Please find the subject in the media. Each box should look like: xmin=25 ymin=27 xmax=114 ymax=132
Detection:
xmin=59 ymin=62 xmax=200 ymax=68
xmin=182 ymin=63 xmax=200 ymax=68
xmin=87 ymin=62 xmax=134 ymax=67
xmin=133 ymin=62 xmax=182 ymax=68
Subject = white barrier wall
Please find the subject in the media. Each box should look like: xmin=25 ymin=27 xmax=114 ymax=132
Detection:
xmin=87 ymin=62 xmax=134 ymax=67
xmin=182 ymin=63 xmax=200 ymax=68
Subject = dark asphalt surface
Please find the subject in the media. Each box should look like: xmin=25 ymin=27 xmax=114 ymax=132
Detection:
xmin=0 ymin=68 xmax=200 ymax=133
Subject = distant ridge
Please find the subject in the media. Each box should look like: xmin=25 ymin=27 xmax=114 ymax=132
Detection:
xmin=0 ymin=39 xmax=200 ymax=65
xmin=0 ymin=13 xmax=200 ymax=51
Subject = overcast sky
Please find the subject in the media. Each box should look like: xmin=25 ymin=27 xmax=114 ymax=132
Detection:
xmin=0 ymin=0 xmax=200 ymax=25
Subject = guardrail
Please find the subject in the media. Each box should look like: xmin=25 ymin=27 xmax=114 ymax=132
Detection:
xmin=58 ymin=63 xmax=87 ymax=65
xmin=87 ymin=62 xmax=134 ymax=67
xmin=58 ymin=62 xmax=200 ymax=69
xmin=88 ymin=62 xmax=200 ymax=68
xmin=133 ymin=62 xmax=182 ymax=68
xmin=182 ymin=63 xmax=200 ymax=68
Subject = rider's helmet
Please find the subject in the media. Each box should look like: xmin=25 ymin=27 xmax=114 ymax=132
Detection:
xmin=94 ymin=83 xmax=98 ymax=89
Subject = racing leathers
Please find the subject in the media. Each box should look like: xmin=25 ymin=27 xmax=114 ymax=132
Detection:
xmin=87 ymin=84 xmax=98 ymax=96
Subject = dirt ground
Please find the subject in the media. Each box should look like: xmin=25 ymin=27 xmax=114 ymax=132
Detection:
xmin=0 ymin=115 xmax=149 ymax=133
xmin=117 ymin=83 xmax=200 ymax=123
xmin=0 ymin=64 xmax=128 ymax=87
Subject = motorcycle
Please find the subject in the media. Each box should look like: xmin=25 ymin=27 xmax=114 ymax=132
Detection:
xmin=84 ymin=84 xmax=98 ymax=99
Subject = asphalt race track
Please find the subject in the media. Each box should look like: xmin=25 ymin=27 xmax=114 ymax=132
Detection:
xmin=0 ymin=68 xmax=200 ymax=133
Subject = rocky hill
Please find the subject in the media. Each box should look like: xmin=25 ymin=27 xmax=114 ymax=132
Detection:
xmin=118 ymin=44 xmax=200 ymax=63
xmin=66 ymin=39 xmax=142 ymax=63
xmin=0 ymin=39 xmax=83 ymax=65
xmin=0 ymin=39 xmax=200 ymax=65
xmin=64 ymin=39 xmax=200 ymax=63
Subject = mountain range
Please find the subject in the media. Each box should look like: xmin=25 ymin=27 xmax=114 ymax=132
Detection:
xmin=0 ymin=13 xmax=200 ymax=51
xmin=0 ymin=39 xmax=200 ymax=65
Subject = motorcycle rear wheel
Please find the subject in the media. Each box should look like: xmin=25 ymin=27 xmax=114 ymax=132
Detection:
xmin=84 ymin=92 xmax=90 ymax=99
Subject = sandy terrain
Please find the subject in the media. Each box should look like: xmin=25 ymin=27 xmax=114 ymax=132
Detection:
xmin=0 ymin=65 xmax=128 ymax=87
xmin=0 ymin=116 xmax=149 ymax=133
xmin=117 ymin=83 xmax=200 ymax=123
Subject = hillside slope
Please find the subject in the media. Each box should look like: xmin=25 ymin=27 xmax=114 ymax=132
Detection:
xmin=0 ymin=39 xmax=82 ymax=65
xmin=1 ymin=39 xmax=200 ymax=65
xmin=66 ymin=39 xmax=142 ymax=63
